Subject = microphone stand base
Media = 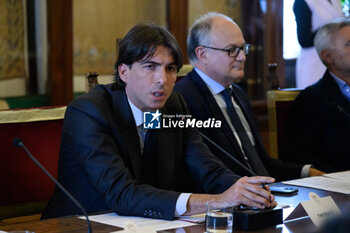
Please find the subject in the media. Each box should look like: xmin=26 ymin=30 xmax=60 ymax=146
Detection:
xmin=233 ymin=207 xmax=283 ymax=231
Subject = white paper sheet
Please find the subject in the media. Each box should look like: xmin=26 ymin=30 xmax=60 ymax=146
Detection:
xmin=282 ymin=174 xmax=350 ymax=194
xmin=323 ymin=170 xmax=350 ymax=180
xmin=80 ymin=213 xmax=197 ymax=231
xmin=177 ymin=213 xmax=206 ymax=223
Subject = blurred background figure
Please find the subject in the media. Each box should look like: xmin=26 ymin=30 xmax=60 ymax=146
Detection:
xmin=282 ymin=17 xmax=350 ymax=173
xmin=294 ymin=0 xmax=343 ymax=89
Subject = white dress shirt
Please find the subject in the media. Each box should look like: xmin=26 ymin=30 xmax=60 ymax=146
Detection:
xmin=194 ymin=68 xmax=311 ymax=178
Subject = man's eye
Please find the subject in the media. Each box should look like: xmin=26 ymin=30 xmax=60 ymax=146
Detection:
xmin=167 ymin=65 xmax=177 ymax=72
xmin=229 ymin=47 xmax=237 ymax=53
xmin=144 ymin=64 xmax=155 ymax=69
xmin=226 ymin=45 xmax=234 ymax=50
xmin=232 ymin=46 xmax=241 ymax=53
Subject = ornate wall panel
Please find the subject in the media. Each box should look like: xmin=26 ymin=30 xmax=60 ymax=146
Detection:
xmin=73 ymin=0 xmax=166 ymax=75
xmin=0 ymin=0 xmax=26 ymax=80
xmin=188 ymin=0 xmax=241 ymax=27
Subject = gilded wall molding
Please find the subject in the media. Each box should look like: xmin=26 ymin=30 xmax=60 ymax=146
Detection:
xmin=0 ymin=106 xmax=66 ymax=124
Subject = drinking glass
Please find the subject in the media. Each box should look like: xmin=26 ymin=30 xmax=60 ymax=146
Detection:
xmin=206 ymin=201 xmax=234 ymax=233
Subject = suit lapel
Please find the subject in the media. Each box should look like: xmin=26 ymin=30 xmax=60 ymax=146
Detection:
xmin=322 ymin=71 xmax=350 ymax=132
xmin=112 ymin=89 xmax=142 ymax=182
xmin=323 ymin=71 xmax=350 ymax=114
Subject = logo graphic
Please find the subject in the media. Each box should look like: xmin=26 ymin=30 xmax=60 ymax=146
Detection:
xmin=143 ymin=110 xmax=161 ymax=129
xmin=143 ymin=111 xmax=221 ymax=129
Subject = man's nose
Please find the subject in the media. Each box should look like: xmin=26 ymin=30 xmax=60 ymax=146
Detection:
xmin=155 ymin=68 xmax=168 ymax=84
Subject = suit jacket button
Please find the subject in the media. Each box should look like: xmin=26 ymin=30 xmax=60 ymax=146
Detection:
xmin=144 ymin=210 xmax=148 ymax=216
xmin=148 ymin=210 xmax=153 ymax=216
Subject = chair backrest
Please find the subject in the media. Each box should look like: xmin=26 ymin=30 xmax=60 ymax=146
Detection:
xmin=0 ymin=99 xmax=9 ymax=110
xmin=177 ymin=64 xmax=193 ymax=82
xmin=267 ymin=89 xmax=301 ymax=159
xmin=0 ymin=106 xmax=66 ymax=219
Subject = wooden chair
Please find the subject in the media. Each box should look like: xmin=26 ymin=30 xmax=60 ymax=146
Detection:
xmin=0 ymin=106 xmax=66 ymax=223
xmin=177 ymin=64 xmax=193 ymax=82
xmin=0 ymin=99 xmax=9 ymax=110
xmin=267 ymin=89 xmax=301 ymax=159
xmin=85 ymin=72 xmax=99 ymax=93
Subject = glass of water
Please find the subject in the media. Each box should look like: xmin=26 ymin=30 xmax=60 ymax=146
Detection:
xmin=206 ymin=202 xmax=234 ymax=233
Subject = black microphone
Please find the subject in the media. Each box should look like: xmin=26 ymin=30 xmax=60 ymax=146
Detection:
xmin=194 ymin=128 xmax=271 ymax=193
xmin=13 ymin=138 xmax=92 ymax=233
xmin=194 ymin=128 xmax=257 ymax=176
xmin=192 ymin=130 xmax=283 ymax=230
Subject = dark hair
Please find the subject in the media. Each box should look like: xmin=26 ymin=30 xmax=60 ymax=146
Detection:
xmin=114 ymin=22 xmax=183 ymax=88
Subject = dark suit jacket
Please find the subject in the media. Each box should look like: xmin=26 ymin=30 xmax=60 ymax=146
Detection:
xmin=174 ymin=69 xmax=303 ymax=181
xmin=282 ymin=70 xmax=350 ymax=172
xmin=42 ymin=84 xmax=238 ymax=220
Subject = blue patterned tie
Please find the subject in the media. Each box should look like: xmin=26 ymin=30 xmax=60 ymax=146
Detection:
xmin=221 ymin=88 xmax=269 ymax=176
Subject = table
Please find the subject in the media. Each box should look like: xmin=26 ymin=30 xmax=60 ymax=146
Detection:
xmin=1 ymin=184 xmax=349 ymax=233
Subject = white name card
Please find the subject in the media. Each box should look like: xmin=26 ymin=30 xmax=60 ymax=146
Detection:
xmin=285 ymin=192 xmax=342 ymax=227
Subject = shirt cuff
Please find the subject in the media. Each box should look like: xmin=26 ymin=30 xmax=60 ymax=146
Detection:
xmin=174 ymin=193 xmax=192 ymax=217
xmin=300 ymin=164 xmax=312 ymax=178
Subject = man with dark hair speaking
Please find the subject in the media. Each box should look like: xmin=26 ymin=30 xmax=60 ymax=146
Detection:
xmin=42 ymin=22 xmax=276 ymax=220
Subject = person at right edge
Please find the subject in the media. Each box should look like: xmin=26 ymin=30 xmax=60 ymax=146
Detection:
xmin=282 ymin=17 xmax=350 ymax=173
xmin=294 ymin=0 xmax=343 ymax=88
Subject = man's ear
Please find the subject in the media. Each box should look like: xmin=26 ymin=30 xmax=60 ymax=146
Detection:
xmin=195 ymin=46 xmax=208 ymax=63
xmin=118 ymin=64 xmax=130 ymax=83
xmin=321 ymin=49 xmax=333 ymax=65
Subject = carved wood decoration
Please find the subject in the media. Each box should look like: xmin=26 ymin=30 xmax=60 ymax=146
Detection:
xmin=0 ymin=0 xmax=26 ymax=80
xmin=85 ymin=72 xmax=99 ymax=93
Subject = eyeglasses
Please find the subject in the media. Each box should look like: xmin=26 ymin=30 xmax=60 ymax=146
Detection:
xmin=201 ymin=44 xmax=251 ymax=57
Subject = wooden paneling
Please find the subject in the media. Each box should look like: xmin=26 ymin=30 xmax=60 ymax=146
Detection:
xmin=265 ymin=0 xmax=284 ymax=88
xmin=73 ymin=0 xmax=166 ymax=75
xmin=167 ymin=0 xmax=188 ymax=64
xmin=241 ymin=0 xmax=285 ymax=99
xmin=26 ymin=0 xmax=38 ymax=94
xmin=47 ymin=0 xmax=73 ymax=105
xmin=241 ymin=0 xmax=264 ymax=99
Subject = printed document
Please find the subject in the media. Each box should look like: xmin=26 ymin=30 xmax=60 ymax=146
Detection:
xmin=80 ymin=212 xmax=197 ymax=231
xmin=283 ymin=171 xmax=350 ymax=194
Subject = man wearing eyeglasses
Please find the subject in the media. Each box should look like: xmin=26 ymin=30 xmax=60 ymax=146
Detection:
xmin=175 ymin=12 xmax=324 ymax=181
